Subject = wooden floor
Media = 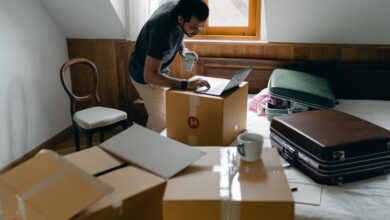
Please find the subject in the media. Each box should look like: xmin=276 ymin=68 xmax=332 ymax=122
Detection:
xmin=51 ymin=127 xmax=125 ymax=156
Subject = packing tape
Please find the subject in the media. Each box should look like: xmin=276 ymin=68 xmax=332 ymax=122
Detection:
xmin=110 ymin=191 xmax=124 ymax=215
xmin=0 ymin=199 xmax=3 ymax=217
xmin=220 ymin=148 xmax=241 ymax=220
xmin=14 ymin=150 xmax=117 ymax=220
xmin=215 ymin=148 xmax=283 ymax=220
xmin=188 ymin=135 xmax=198 ymax=146
xmin=189 ymin=95 xmax=199 ymax=116
xmin=188 ymin=95 xmax=200 ymax=146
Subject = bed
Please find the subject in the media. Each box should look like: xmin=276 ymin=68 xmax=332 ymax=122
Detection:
xmin=244 ymin=96 xmax=390 ymax=220
xmin=162 ymin=57 xmax=390 ymax=219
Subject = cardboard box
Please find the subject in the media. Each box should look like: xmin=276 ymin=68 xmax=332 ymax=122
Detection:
xmin=163 ymin=147 xmax=294 ymax=220
xmin=64 ymin=147 xmax=167 ymax=220
xmin=0 ymin=150 xmax=112 ymax=220
xmin=166 ymin=76 xmax=248 ymax=146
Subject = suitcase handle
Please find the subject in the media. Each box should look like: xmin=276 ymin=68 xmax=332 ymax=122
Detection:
xmin=282 ymin=143 xmax=298 ymax=163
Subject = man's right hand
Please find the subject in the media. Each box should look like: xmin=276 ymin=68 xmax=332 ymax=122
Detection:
xmin=187 ymin=77 xmax=210 ymax=90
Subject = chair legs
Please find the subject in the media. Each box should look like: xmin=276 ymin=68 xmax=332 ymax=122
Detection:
xmin=73 ymin=126 xmax=81 ymax=152
xmin=73 ymin=119 xmax=128 ymax=152
xmin=121 ymin=119 xmax=128 ymax=130
xmin=86 ymin=132 xmax=93 ymax=147
xmin=99 ymin=130 xmax=105 ymax=142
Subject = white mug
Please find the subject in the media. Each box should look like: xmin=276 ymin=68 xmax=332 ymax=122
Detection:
xmin=237 ymin=133 xmax=264 ymax=162
xmin=184 ymin=53 xmax=197 ymax=72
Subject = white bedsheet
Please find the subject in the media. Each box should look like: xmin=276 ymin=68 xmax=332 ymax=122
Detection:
xmin=161 ymin=96 xmax=390 ymax=220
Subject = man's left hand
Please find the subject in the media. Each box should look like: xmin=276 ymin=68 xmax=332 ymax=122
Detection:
xmin=182 ymin=49 xmax=198 ymax=62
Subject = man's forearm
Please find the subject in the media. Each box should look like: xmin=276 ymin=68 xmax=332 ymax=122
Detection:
xmin=144 ymin=70 xmax=181 ymax=88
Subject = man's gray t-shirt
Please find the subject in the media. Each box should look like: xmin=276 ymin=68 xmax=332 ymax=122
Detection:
xmin=129 ymin=1 xmax=184 ymax=84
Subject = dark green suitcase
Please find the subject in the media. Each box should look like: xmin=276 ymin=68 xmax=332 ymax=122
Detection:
xmin=266 ymin=69 xmax=338 ymax=120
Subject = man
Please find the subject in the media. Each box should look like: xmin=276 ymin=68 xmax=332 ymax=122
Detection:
xmin=129 ymin=0 xmax=210 ymax=132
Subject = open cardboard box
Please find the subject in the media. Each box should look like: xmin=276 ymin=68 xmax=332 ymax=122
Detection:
xmin=72 ymin=125 xmax=294 ymax=220
xmin=64 ymin=147 xmax=166 ymax=220
xmin=0 ymin=150 xmax=112 ymax=220
xmin=1 ymin=125 xmax=294 ymax=220
xmin=163 ymin=147 xmax=295 ymax=220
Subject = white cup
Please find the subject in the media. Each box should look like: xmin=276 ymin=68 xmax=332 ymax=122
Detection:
xmin=237 ymin=133 xmax=264 ymax=162
xmin=184 ymin=53 xmax=197 ymax=72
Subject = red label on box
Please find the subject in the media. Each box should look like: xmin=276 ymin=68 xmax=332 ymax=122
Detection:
xmin=187 ymin=116 xmax=200 ymax=129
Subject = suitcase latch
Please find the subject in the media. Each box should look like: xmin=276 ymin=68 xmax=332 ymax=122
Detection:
xmin=333 ymin=151 xmax=345 ymax=161
xmin=282 ymin=144 xmax=298 ymax=163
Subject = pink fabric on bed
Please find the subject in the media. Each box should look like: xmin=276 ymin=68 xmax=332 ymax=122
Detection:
xmin=249 ymin=88 xmax=270 ymax=116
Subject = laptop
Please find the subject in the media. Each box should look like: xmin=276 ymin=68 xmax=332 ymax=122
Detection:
xmin=195 ymin=66 xmax=253 ymax=96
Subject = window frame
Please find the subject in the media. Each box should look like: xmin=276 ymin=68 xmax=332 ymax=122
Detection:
xmin=194 ymin=0 xmax=261 ymax=40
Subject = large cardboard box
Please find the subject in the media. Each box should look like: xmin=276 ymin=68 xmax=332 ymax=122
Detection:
xmin=166 ymin=77 xmax=248 ymax=146
xmin=163 ymin=147 xmax=294 ymax=220
xmin=0 ymin=150 xmax=112 ymax=220
xmin=64 ymin=147 xmax=167 ymax=220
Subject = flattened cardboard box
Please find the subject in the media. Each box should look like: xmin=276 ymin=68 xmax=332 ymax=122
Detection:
xmin=166 ymin=76 xmax=248 ymax=146
xmin=99 ymin=124 xmax=205 ymax=179
xmin=0 ymin=150 xmax=112 ymax=220
xmin=64 ymin=147 xmax=166 ymax=220
xmin=163 ymin=147 xmax=294 ymax=220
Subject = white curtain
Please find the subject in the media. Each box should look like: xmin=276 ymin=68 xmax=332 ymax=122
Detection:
xmin=128 ymin=0 xmax=173 ymax=40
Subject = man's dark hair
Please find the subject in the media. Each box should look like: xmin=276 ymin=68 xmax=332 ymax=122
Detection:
xmin=172 ymin=0 xmax=209 ymax=22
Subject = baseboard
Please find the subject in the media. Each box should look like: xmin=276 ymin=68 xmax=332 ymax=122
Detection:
xmin=0 ymin=126 xmax=73 ymax=174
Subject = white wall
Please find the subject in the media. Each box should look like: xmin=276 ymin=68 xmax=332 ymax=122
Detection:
xmin=40 ymin=0 xmax=127 ymax=39
xmin=129 ymin=0 xmax=151 ymax=41
xmin=110 ymin=0 xmax=127 ymax=30
xmin=0 ymin=0 xmax=70 ymax=169
xmin=265 ymin=0 xmax=390 ymax=44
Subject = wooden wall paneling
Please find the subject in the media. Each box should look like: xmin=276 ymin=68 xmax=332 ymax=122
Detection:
xmin=90 ymin=40 xmax=119 ymax=109
xmin=322 ymin=46 xmax=341 ymax=61
xmin=251 ymin=45 xmax=264 ymax=58
xmin=308 ymin=46 xmax=324 ymax=61
xmin=357 ymin=47 xmax=378 ymax=62
xmin=378 ymin=48 xmax=390 ymax=62
xmin=263 ymin=45 xmax=280 ymax=59
xmin=293 ymin=46 xmax=310 ymax=60
xmin=341 ymin=47 xmax=358 ymax=62
xmin=205 ymin=44 xmax=221 ymax=57
xmin=233 ymin=44 xmax=250 ymax=58
xmin=277 ymin=46 xmax=293 ymax=60
xmin=115 ymin=41 xmax=134 ymax=113
xmin=67 ymin=40 xmax=94 ymax=111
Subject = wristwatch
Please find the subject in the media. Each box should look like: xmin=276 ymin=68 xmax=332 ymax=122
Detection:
xmin=180 ymin=80 xmax=188 ymax=90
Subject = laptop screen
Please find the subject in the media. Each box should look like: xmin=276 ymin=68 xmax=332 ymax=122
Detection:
xmin=223 ymin=66 xmax=254 ymax=92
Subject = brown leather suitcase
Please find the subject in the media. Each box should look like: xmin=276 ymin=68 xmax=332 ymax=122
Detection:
xmin=270 ymin=109 xmax=390 ymax=185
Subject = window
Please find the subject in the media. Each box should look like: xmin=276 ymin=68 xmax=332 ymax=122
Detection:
xmin=199 ymin=0 xmax=260 ymax=40
xmin=149 ymin=0 xmax=260 ymax=40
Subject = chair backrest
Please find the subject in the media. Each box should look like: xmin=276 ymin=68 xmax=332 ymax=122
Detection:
xmin=60 ymin=58 xmax=101 ymax=115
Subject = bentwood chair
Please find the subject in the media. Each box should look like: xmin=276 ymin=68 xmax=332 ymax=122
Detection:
xmin=60 ymin=58 xmax=128 ymax=151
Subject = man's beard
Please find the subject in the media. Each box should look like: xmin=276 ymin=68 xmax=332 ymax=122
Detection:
xmin=180 ymin=23 xmax=194 ymax=37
